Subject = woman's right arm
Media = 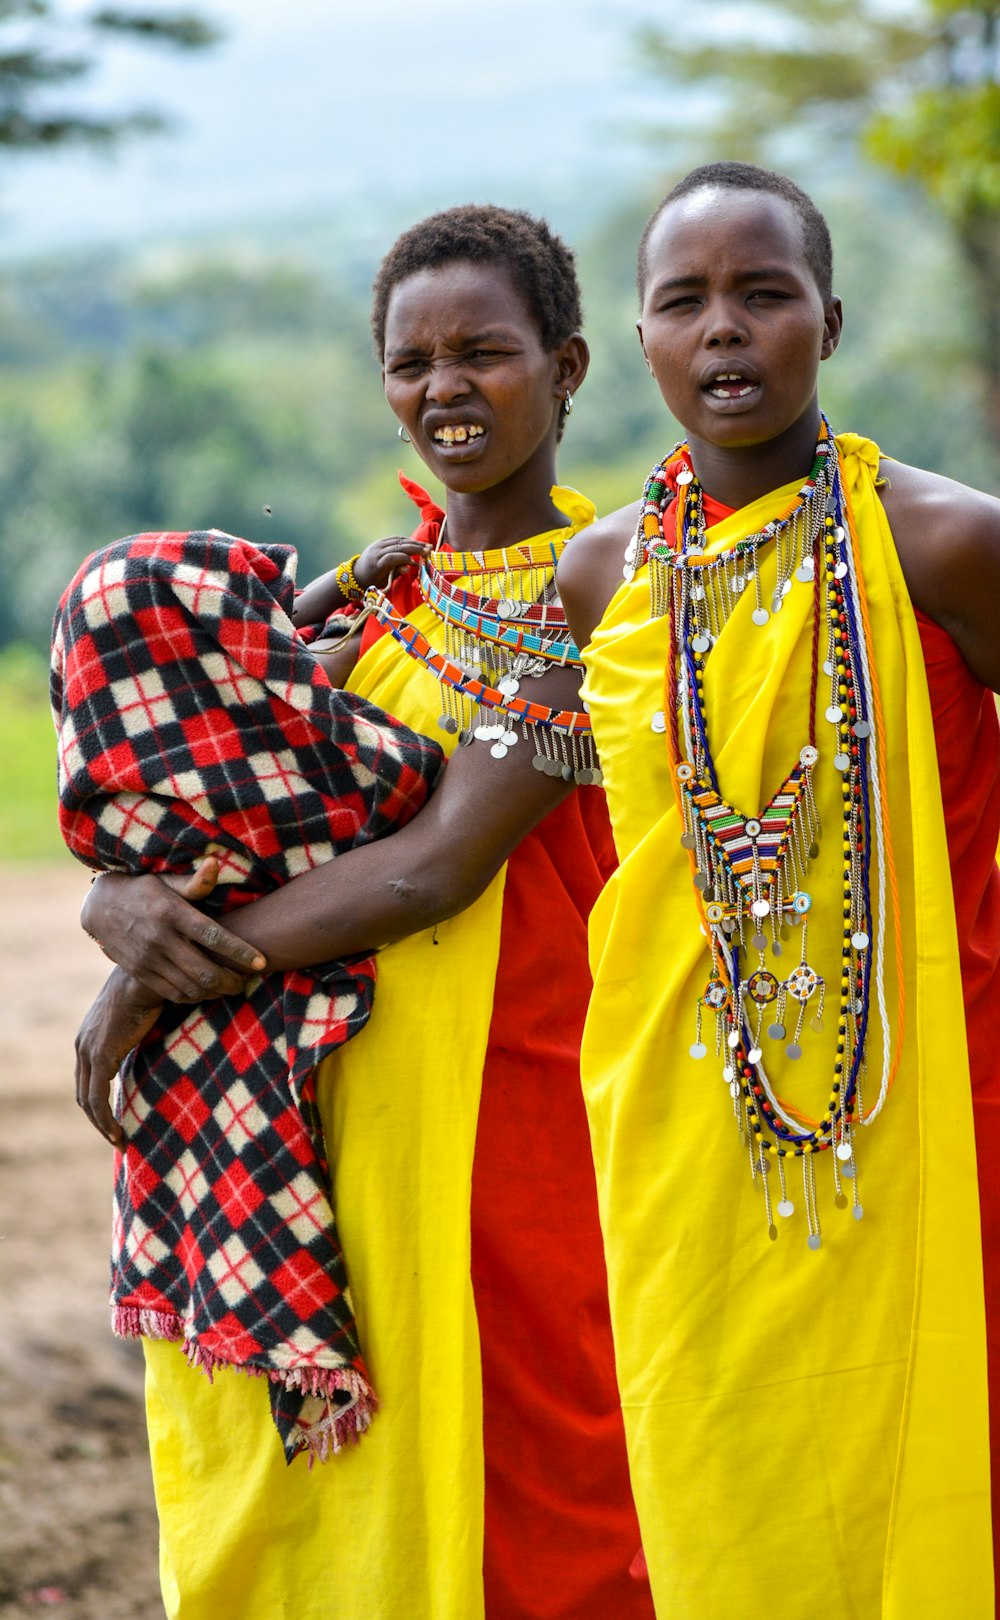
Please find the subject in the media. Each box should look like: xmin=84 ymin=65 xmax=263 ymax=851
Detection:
xmin=82 ymin=655 xmax=585 ymax=1000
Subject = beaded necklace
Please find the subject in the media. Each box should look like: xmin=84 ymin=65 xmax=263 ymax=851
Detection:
xmin=362 ymin=527 xmax=600 ymax=784
xmin=634 ymin=421 xmax=901 ymax=1246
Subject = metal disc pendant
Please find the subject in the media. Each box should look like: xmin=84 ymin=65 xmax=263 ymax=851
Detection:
xmin=751 ymin=931 xmax=768 ymax=952
xmin=751 ymin=607 xmax=769 ymax=627
xmin=807 ymin=1233 xmax=822 ymax=1251
xmin=490 ymin=742 xmax=508 ymax=759
xmin=852 ymin=719 xmax=871 ymax=738
xmin=502 ymin=730 xmax=518 ymax=747
xmin=834 ymin=560 xmax=848 ymax=579
xmin=691 ymin=633 xmax=711 ymax=654
xmin=751 ymin=899 xmax=770 ymax=919
xmin=777 ymin=1199 xmax=794 ymax=1218
xmin=851 ymin=931 xmax=870 ymax=950
xmin=679 ymin=833 xmax=696 ymax=850
xmin=809 ymin=1014 xmax=824 ymax=1033
xmin=747 ymin=1046 xmax=762 ymax=1064
xmin=795 ymin=560 xmax=814 ymax=583
xmin=852 ymin=1204 xmax=864 ymax=1221
xmin=458 ymin=728 xmax=473 ymax=746
xmin=841 ymin=1161 xmax=856 ymax=1178
xmin=689 ymin=1041 xmax=707 ymax=1060
xmin=825 ymin=704 xmax=843 ymax=724
xmin=651 ymin=710 xmax=666 ymax=734
xmin=836 ymin=1142 xmax=853 ymax=1162
xmin=834 ymin=1192 xmax=849 ymax=1210
xmin=768 ymin=1224 xmax=778 ymax=1241
xmin=785 ymin=1042 xmax=802 ymax=1060
xmin=834 ymin=752 xmax=851 ymax=771
xmin=767 ymin=1022 xmax=785 ymax=1040
xmin=531 ymin=754 xmax=548 ymax=772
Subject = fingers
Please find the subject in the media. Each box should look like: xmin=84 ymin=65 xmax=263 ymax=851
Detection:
xmin=75 ymin=988 xmax=163 ymax=1148
xmin=162 ymin=855 xmax=220 ymax=902
xmin=75 ymin=1043 xmax=124 ymax=1148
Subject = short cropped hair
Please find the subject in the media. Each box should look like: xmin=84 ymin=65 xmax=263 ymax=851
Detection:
xmin=637 ymin=161 xmax=834 ymax=303
xmin=371 ymin=203 xmax=583 ymax=356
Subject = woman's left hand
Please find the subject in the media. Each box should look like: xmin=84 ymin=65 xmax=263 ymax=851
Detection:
xmin=75 ymin=967 xmax=164 ymax=1147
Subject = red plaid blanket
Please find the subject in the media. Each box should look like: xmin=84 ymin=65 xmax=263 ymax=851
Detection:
xmin=51 ymin=530 xmax=444 ymax=1462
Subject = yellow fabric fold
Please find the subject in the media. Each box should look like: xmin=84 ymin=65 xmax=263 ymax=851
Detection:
xmin=143 ymin=494 xmax=595 ymax=1620
xmin=580 ymin=437 xmax=992 ymax=1618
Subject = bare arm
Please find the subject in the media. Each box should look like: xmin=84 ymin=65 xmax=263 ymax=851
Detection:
xmin=292 ymin=536 xmax=430 ymax=628
xmin=82 ymin=656 xmax=584 ymax=998
xmin=556 ymin=503 xmax=639 ymax=656
xmin=879 ymin=461 xmax=1000 ymax=694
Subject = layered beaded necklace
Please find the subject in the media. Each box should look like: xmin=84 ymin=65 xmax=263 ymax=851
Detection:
xmin=363 ymin=531 xmax=601 ymax=784
xmin=633 ymin=421 xmax=901 ymax=1245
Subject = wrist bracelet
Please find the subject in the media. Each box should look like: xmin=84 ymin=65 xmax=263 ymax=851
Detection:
xmin=333 ymin=554 xmax=365 ymax=603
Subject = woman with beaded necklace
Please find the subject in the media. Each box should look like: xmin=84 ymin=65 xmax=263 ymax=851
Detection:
xmin=558 ymin=161 xmax=1000 ymax=1617
xmin=74 ymin=206 xmax=653 ymax=1620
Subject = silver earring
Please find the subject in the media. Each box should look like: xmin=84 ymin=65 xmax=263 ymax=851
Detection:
xmin=562 ymin=392 xmax=574 ymax=417
xmin=398 ymin=424 xmax=411 ymax=442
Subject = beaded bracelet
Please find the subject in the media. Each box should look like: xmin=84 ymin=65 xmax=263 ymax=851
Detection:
xmin=333 ymin=554 xmax=365 ymax=603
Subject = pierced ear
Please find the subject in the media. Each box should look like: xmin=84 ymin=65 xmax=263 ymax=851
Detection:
xmin=554 ymin=332 xmax=590 ymax=397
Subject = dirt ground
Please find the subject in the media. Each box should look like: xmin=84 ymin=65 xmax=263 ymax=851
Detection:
xmin=0 ymin=863 xmax=164 ymax=1620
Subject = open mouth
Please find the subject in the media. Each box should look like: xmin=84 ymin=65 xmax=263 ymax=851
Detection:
xmin=701 ymin=367 xmax=761 ymax=404
xmin=431 ymin=423 xmax=486 ymax=446
xmin=706 ymin=371 xmax=758 ymax=401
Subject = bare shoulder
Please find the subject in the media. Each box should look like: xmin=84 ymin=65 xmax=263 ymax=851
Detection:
xmin=558 ymin=500 xmax=641 ymax=652
xmin=877 ymin=458 xmax=1000 ymax=692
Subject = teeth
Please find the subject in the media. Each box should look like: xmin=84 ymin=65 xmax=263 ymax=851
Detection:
xmin=710 ymin=378 xmax=755 ymax=399
xmin=433 ymin=423 xmax=484 ymax=444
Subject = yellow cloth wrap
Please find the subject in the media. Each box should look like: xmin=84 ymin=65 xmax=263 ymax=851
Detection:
xmin=143 ymin=490 xmax=595 ymax=1620
xmin=579 ymin=436 xmax=992 ymax=1618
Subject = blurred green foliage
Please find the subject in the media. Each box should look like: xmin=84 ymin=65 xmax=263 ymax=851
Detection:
xmin=0 ymin=640 xmax=69 ymax=859
xmin=636 ymin=0 xmax=1000 ymax=448
xmin=1 ymin=174 xmax=999 ymax=667
xmin=5 ymin=177 xmax=1000 ymax=860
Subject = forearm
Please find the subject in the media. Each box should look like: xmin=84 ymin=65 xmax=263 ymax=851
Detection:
xmin=83 ymin=659 xmax=584 ymax=984
xmin=291 ymin=567 xmax=349 ymax=628
xmin=229 ymin=752 xmax=571 ymax=970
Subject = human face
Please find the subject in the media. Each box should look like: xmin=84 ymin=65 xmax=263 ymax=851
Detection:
xmin=382 ymin=260 xmax=570 ymax=496
xmin=638 ymin=189 xmax=842 ymax=458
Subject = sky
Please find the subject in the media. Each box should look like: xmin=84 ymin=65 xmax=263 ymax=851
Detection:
xmin=0 ymin=0 xmax=674 ymax=259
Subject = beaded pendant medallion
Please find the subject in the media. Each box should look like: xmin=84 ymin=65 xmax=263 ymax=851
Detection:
xmin=633 ymin=422 xmax=899 ymax=1246
xmin=364 ymin=533 xmax=601 ymax=784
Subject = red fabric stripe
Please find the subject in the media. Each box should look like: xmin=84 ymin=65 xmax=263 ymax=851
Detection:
xmin=469 ymin=789 xmax=654 ymax=1620
xmin=916 ymin=609 xmax=1000 ymax=1569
